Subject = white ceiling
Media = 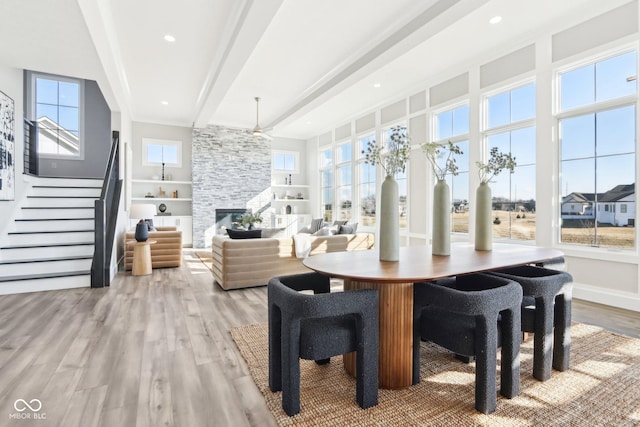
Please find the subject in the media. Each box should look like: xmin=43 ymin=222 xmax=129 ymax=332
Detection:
xmin=0 ymin=0 xmax=632 ymax=140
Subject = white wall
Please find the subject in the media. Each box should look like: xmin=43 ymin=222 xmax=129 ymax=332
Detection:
xmin=0 ymin=64 xmax=27 ymax=237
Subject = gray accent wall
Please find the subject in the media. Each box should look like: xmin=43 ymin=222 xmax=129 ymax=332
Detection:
xmin=192 ymin=125 xmax=271 ymax=248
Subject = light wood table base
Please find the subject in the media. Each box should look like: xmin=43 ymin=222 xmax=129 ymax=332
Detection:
xmin=132 ymin=240 xmax=156 ymax=276
xmin=343 ymin=278 xmax=414 ymax=389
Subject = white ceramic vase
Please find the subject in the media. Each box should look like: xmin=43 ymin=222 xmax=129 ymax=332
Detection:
xmin=475 ymin=181 xmax=492 ymax=251
xmin=432 ymin=179 xmax=450 ymax=256
xmin=379 ymin=175 xmax=399 ymax=262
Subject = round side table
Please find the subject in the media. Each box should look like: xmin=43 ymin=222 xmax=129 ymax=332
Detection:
xmin=131 ymin=240 xmax=157 ymax=276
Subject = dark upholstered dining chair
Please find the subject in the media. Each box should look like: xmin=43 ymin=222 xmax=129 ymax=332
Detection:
xmin=268 ymin=272 xmax=379 ymax=416
xmin=413 ymin=274 xmax=522 ymax=414
xmin=489 ymin=265 xmax=573 ymax=381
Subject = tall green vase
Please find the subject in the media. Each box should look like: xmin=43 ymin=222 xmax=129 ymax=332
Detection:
xmin=432 ymin=179 xmax=450 ymax=256
xmin=475 ymin=181 xmax=492 ymax=251
xmin=379 ymin=175 xmax=399 ymax=262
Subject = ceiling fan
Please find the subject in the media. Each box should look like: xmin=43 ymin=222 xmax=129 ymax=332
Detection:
xmin=252 ymin=97 xmax=272 ymax=140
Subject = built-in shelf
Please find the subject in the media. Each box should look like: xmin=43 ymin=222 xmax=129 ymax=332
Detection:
xmin=131 ymin=197 xmax=193 ymax=202
xmin=132 ymin=179 xmax=192 ymax=185
xmin=271 ymin=184 xmax=309 ymax=189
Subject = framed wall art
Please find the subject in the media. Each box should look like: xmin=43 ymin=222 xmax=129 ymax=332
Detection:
xmin=0 ymin=90 xmax=15 ymax=200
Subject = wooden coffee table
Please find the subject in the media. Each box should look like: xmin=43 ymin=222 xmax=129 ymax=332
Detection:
xmin=303 ymin=242 xmax=563 ymax=389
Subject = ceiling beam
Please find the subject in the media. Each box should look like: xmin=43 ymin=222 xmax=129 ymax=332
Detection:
xmin=265 ymin=0 xmax=489 ymax=133
xmin=192 ymin=0 xmax=285 ymax=128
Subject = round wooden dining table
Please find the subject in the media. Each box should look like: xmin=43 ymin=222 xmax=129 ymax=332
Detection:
xmin=303 ymin=242 xmax=564 ymax=389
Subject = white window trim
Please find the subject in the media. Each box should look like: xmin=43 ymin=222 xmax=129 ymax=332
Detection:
xmin=30 ymin=72 xmax=85 ymax=161
xmin=142 ymin=138 xmax=182 ymax=167
xmin=553 ymin=45 xmax=638 ymax=252
xmin=272 ymin=149 xmax=300 ymax=174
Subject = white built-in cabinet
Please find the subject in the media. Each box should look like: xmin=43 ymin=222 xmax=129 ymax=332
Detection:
xmin=130 ymin=179 xmax=193 ymax=246
xmin=271 ymin=184 xmax=311 ymax=236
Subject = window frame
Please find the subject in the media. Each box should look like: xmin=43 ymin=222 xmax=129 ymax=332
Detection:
xmin=272 ymin=150 xmax=300 ymax=174
xmin=30 ymin=71 xmax=85 ymax=160
xmin=554 ymin=46 xmax=638 ymax=251
xmin=481 ymin=78 xmax=537 ymax=242
xmin=142 ymin=138 xmax=183 ymax=168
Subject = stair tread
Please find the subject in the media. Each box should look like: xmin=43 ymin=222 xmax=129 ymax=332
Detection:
xmin=22 ymin=206 xmax=94 ymax=210
xmin=8 ymin=230 xmax=94 ymax=235
xmin=0 ymin=271 xmax=91 ymax=283
xmin=32 ymin=185 xmax=102 ymax=189
xmin=1 ymin=242 xmax=94 ymax=249
xmin=0 ymin=255 xmax=92 ymax=265
xmin=16 ymin=218 xmax=93 ymax=221
xmin=28 ymin=196 xmax=98 ymax=199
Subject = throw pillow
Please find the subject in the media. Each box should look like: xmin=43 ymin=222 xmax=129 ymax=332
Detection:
xmin=312 ymin=226 xmax=332 ymax=236
xmin=338 ymin=223 xmax=358 ymax=234
xmin=309 ymin=218 xmax=324 ymax=234
xmin=227 ymin=228 xmax=262 ymax=239
xmin=333 ymin=220 xmax=348 ymax=226
xmin=144 ymin=219 xmax=156 ymax=232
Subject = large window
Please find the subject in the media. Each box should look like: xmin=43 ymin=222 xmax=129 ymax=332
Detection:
xmin=558 ymin=50 xmax=637 ymax=248
xmin=33 ymin=74 xmax=83 ymax=158
xmin=433 ymin=104 xmax=469 ymax=233
xmin=320 ymin=148 xmax=333 ymax=222
xmin=483 ymin=82 xmax=536 ymax=241
xmin=357 ymin=134 xmax=376 ymax=227
xmin=336 ymin=141 xmax=353 ymax=221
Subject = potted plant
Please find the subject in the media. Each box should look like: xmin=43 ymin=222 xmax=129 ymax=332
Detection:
xmin=422 ymin=141 xmax=463 ymax=256
xmin=362 ymin=126 xmax=411 ymax=261
xmin=475 ymin=147 xmax=516 ymax=250
xmin=241 ymin=211 xmax=263 ymax=230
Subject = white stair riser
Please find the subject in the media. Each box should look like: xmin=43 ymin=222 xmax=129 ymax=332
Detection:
xmin=30 ymin=187 xmax=101 ymax=198
xmin=20 ymin=209 xmax=95 ymax=220
xmin=6 ymin=232 xmax=95 ymax=246
xmin=0 ymin=245 xmax=93 ymax=260
xmin=14 ymin=219 xmax=95 ymax=232
xmin=28 ymin=177 xmax=102 ymax=188
xmin=0 ymin=259 xmax=92 ymax=276
xmin=26 ymin=198 xmax=97 ymax=208
xmin=0 ymin=275 xmax=90 ymax=295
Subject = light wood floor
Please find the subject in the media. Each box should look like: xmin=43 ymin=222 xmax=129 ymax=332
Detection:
xmin=0 ymin=250 xmax=638 ymax=427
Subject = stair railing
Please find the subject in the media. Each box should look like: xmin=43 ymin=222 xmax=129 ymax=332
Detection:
xmin=23 ymin=118 xmax=38 ymax=176
xmin=91 ymin=131 xmax=122 ymax=288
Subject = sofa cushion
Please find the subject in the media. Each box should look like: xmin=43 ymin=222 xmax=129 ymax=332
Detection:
xmin=338 ymin=223 xmax=358 ymax=234
xmin=309 ymin=218 xmax=324 ymax=234
xmin=227 ymin=228 xmax=262 ymax=239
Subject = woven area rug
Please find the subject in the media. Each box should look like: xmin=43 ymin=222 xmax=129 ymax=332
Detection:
xmin=230 ymin=322 xmax=640 ymax=426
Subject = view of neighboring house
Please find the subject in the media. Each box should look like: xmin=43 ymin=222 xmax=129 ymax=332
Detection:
xmin=561 ymin=183 xmax=635 ymax=226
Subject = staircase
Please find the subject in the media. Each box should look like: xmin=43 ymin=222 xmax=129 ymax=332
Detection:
xmin=0 ymin=176 xmax=103 ymax=294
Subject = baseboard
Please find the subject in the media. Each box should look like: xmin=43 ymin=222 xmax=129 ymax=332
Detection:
xmin=573 ymin=283 xmax=640 ymax=312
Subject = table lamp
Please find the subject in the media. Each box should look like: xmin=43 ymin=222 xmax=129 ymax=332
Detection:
xmin=130 ymin=204 xmax=156 ymax=242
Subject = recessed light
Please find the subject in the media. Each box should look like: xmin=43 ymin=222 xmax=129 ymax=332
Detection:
xmin=164 ymin=34 xmax=176 ymax=42
xmin=373 ymin=83 xmax=382 ymax=88
xmin=161 ymin=101 xmax=169 ymax=105
xmin=489 ymin=16 xmax=502 ymax=24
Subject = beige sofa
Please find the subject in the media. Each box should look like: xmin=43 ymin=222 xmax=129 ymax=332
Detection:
xmin=211 ymin=233 xmax=374 ymax=290
xmin=125 ymin=226 xmax=183 ymax=270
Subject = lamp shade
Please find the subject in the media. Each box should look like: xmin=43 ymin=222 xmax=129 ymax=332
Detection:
xmin=129 ymin=204 xmax=156 ymax=220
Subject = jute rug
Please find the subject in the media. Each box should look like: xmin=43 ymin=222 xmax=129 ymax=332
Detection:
xmin=230 ymin=322 xmax=640 ymax=426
